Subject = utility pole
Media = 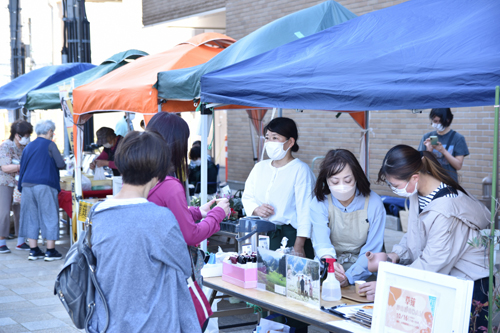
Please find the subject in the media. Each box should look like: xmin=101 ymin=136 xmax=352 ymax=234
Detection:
xmin=61 ymin=0 xmax=93 ymax=153
xmin=9 ymin=0 xmax=26 ymax=120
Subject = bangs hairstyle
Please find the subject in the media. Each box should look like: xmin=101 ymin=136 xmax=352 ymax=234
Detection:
xmin=264 ymin=117 xmax=299 ymax=152
xmin=9 ymin=120 xmax=33 ymax=141
xmin=146 ymin=112 xmax=189 ymax=182
xmin=429 ymin=108 xmax=453 ymax=127
xmin=314 ymin=149 xmax=371 ymax=201
xmin=377 ymin=144 xmax=467 ymax=195
xmin=114 ymin=131 xmax=170 ymax=186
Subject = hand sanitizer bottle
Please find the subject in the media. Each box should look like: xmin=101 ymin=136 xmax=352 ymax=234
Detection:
xmin=321 ymin=258 xmax=342 ymax=301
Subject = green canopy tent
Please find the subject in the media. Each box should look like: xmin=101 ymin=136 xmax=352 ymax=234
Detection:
xmin=25 ymin=49 xmax=148 ymax=110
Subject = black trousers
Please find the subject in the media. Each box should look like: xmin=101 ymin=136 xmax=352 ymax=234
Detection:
xmin=471 ymin=276 xmax=491 ymax=332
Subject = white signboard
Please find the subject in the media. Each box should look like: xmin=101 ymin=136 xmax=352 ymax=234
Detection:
xmin=371 ymin=262 xmax=473 ymax=333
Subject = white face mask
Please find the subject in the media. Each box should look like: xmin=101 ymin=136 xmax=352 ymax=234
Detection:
xmin=103 ymin=143 xmax=113 ymax=149
xmin=391 ymin=180 xmax=418 ymax=197
xmin=265 ymin=140 xmax=290 ymax=161
xmin=191 ymin=160 xmax=201 ymax=167
xmin=19 ymin=136 xmax=30 ymax=146
xmin=329 ymin=183 xmax=357 ymax=202
xmin=431 ymin=123 xmax=445 ymax=132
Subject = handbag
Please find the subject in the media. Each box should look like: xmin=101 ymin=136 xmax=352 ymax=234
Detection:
xmin=54 ymin=204 xmax=109 ymax=333
xmin=188 ymin=246 xmax=213 ymax=328
xmin=12 ymin=187 xmax=21 ymax=204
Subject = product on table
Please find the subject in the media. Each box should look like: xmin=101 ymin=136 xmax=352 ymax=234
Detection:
xmin=321 ymin=258 xmax=342 ymax=302
xmin=365 ymin=251 xmax=391 ymax=273
xmin=355 ymin=280 xmax=367 ymax=296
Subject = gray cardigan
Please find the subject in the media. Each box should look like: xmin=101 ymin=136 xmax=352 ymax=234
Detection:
xmin=89 ymin=202 xmax=201 ymax=333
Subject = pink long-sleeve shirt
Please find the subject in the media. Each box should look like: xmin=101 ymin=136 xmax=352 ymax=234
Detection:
xmin=148 ymin=176 xmax=225 ymax=246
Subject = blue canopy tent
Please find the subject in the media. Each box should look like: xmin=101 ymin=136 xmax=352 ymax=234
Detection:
xmin=25 ymin=50 xmax=148 ymax=110
xmin=200 ymin=0 xmax=500 ymax=111
xmin=0 ymin=63 xmax=95 ymax=110
xmin=200 ymin=0 xmax=500 ymax=328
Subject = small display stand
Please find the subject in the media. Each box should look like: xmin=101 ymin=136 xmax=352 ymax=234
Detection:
xmin=371 ymin=262 xmax=473 ymax=332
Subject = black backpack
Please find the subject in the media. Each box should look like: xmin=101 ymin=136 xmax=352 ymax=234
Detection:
xmin=54 ymin=205 xmax=109 ymax=332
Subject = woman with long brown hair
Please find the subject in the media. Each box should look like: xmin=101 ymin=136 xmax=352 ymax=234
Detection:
xmin=310 ymin=149 xmax=386 ymax=286
xmin=359 ymin=144 xmax=490 ymax=330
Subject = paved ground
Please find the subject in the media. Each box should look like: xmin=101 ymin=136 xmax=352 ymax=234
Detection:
xmin=0 ymin=223 xmax=81 ymax=332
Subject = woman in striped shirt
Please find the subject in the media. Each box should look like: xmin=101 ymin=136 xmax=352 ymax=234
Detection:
xmin=359 ymin=145 xmax=490 ymax=331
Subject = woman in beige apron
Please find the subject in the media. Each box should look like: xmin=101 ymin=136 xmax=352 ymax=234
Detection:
xmin=311 ymin=149 xmax=386 ymax=286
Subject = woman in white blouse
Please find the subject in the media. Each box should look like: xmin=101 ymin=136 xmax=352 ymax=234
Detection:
xmin=242 ymin=117 xmax=315 ymax=258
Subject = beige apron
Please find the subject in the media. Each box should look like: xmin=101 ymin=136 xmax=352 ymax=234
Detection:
xmin=328 ymin=195 xmax=370 ymax=269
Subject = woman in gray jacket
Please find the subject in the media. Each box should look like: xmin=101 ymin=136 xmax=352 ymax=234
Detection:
xmin=360 ymin=145 xmax=490 ymax=331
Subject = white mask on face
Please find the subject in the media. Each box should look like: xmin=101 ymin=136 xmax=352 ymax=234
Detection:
xmin=391 ymin=180 xmax=418 ymax=197
xmin=265 ymin=140 xmax=290 ymax=161
xmin=19 ymin=136 xmax=30 ymax=146
xmin=103 ymin=143 xmax=113 ymax=149
xmin=431 ymin=123 xmax=445 ymax=132
xmin=191 ymin=159 xmax=201 ymax=167
xmin=329 ymin=183 xmax=357 ymax=202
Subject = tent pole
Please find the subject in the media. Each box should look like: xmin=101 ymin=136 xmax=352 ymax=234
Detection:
xmin=278 ymin=108 xmax=282 ymax=117
xmin=200 ymin=105 xmax=212 ymax=252
xmin=489 ymin=86 xmax=499 ymax=333
xmin=249 ymin=118 xmax=258 ymax=164
xmin=365 ymin=111 xmax=370 ymax=177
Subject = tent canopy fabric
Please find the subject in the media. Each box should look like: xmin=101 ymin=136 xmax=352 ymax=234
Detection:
xmin=25 ymin=50 xmax=148 ymax=110
xmin=155 ymin=0 xmax=356 ymax=102
xmin=0 ymin=63 xmax=95 ymax=110
xmin=200 ymin=0 xmax=500 ymax=111
xmin=72 ymin=33 xmax=235 ymax=125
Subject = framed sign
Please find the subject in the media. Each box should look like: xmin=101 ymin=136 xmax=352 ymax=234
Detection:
xmin=371 ymin=262 xmax=473 ymax=332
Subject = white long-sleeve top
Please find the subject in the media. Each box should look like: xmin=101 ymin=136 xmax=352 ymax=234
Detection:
xmin=242 ymin=158 xmax=315 ymax=238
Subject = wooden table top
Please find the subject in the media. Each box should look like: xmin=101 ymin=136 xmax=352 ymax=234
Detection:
xmin=204 ymin=276 xmax=364 ymax=332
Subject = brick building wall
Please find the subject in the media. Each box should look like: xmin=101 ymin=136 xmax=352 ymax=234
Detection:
xmin=224 ymin=0 xmax=496 ymax=199
xmin=142 ymin=0 xmax=225 ymax=26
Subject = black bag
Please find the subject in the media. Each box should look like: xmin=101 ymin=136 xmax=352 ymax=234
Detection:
xmin=54 ymin=205 xmax=109 ymax=332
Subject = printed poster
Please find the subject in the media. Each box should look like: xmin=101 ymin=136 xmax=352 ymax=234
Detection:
xmin=257 ymin=248 xmax=286 ymax=295
xmin=385 ymin=286 xmax=437 ymax=333
xmin=286 ymin=255 xmax=320 ymax=307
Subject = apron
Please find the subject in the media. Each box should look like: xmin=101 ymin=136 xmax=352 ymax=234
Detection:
xmin=328 ymin=195 xmax=370 ymax=269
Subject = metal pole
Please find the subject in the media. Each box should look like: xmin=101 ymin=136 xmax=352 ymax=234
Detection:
xmin=489 ymin=86 xmax=499 ymax=333
xmin=277 ymin=108 xmax=283 ymax=117
xmin=249 ymin=118 xmax=258 ymax=164
xmin=75 ymin=0 xmax=82 ymax=62
xmin=365 ymin=111 xmax=370 ymax=177
xmin=200 ymin=105 xmax=212 ymax=252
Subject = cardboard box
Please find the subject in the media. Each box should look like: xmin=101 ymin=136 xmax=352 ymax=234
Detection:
xmin=91 ymin=179 xmax=112 ymax=190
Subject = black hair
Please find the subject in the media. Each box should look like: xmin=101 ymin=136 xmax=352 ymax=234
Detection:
xmin=314 ymin=149 xmax=371 ymax=201
xmin=9 ymin=120 xmax=33 ymax=141
xmin=115 ymin=131 xmax=170 ymax=186
xmin=192 ymin=140 xmax=201 ymax=147
xmin=146 ymin=112 xmax=189 ymax=182
xmin=377 ymin=144 xmax=467 ymax=195
xmin=429 ymin=108 xmax=453 ymax=127
xmin=189 ymin=146 xmax=201 ymax=161
xmin=263 ymin=117 xmax=299 ymax=152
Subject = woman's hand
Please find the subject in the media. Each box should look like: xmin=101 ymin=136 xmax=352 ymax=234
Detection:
xmin=0 ymin=164 xmax=21 ymax=174
xmin=252 ymin=204 xmax=274 ymax=218
xmin=334 ymin=262 xmax=349 ymax=287
xmin=89 ymin=160 xmax=96 ymax=170
xmin=423 ymin=138 xmax=434 ymax=152
xmin=216 ymin=198 xmax=231 ymax=217
xmin=358 ymin=281 xmax=377 ymax=301
xmin=387 ymin=252 xmax=400 ymax=263
xmin=199 ymin=199 xmax=216 ymax=218
xmin=95 ymin=160 xmax=109 ymax=168
xmin=293 ymin=237 xmax=306 ymax=258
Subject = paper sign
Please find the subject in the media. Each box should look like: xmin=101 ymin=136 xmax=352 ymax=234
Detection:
xmin=77 ymin=200 xmax=94 ymax=223
xmin=384 ymin=286 xmax=437 ymax=333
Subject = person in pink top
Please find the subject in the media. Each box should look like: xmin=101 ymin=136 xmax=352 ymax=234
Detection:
xmin=146 ymin=113 xmax=230 ymax=246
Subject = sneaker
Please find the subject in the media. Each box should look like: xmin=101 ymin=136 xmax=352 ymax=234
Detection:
xmin=44 ymin=249 xmax=63 ymax=262
xmin=28 ymin=248 xmax=45 ymax=260
xmin=0 ymin=245 xmax=10 ymax=254
xmin=16 ymin=243 xmax=30 ymax=251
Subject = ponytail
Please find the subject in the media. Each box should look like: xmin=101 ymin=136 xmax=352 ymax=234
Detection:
xmin=420 ymin=151 xmax=468 ymax=195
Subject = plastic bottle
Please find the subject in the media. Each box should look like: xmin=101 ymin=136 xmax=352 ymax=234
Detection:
xmin=321 ymin=258 xmax=342 ymax=301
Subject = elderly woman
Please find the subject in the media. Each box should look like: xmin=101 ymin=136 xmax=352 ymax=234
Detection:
xmin=0 ymin=120 xmax=33 ymax=253
xmin=18 ymin=119 xmax=66 ymax=261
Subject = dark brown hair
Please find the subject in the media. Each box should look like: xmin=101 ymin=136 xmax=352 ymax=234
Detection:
xmin=314 ymin=149 xmax=371 ymax=201
xmin=9 ymin=120 xmax=33 ymax=141
xmin=146 ymin=112 xmax=189 ymax=182
xmin=429 ymin=108 xmax=453 ymax=127
xmin=114 ymin=131 xmax=170 ymax=186
xmin=264 ymin=117 xmax=299 ymax=152
xmin=377 ymin=144 xmax=467 ymax=195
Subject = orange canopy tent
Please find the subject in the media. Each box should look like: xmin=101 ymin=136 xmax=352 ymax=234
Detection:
xmin=72 ymin=32 xmax=235 ymax=127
